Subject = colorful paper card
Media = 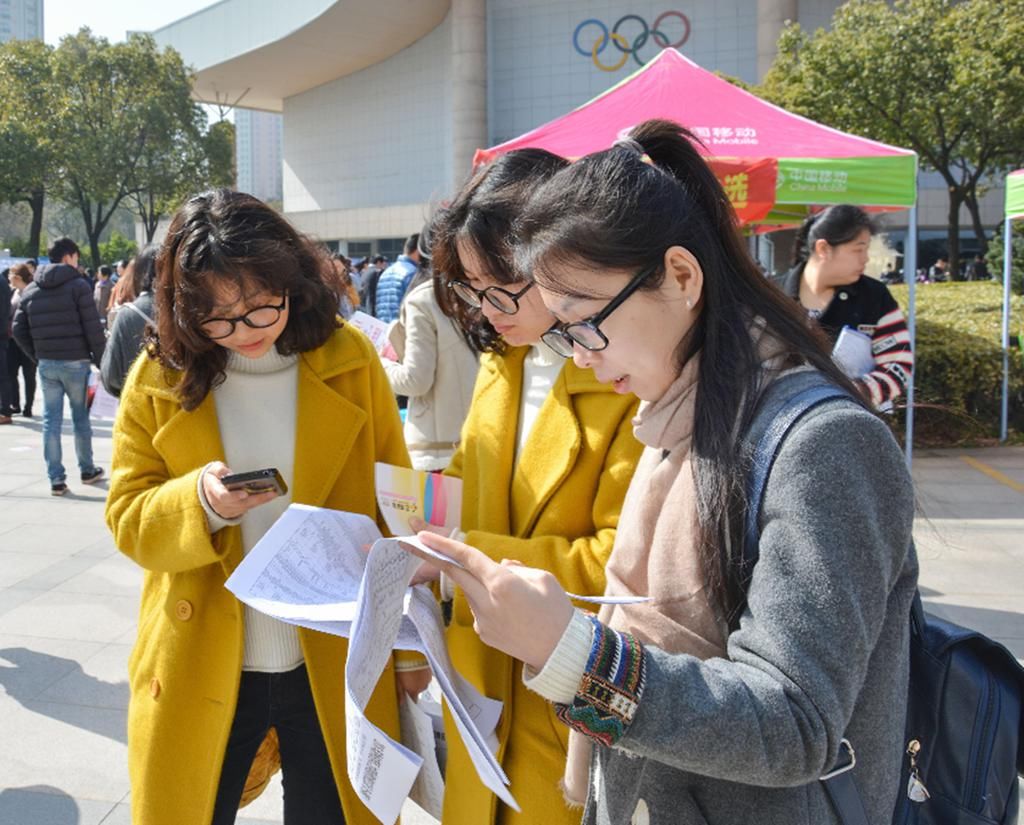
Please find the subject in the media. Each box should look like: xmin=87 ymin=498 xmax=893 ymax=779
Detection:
xmin=348 ymin=311 xmax=393 ymax=355
xmin=374 ymin=463 xmax=463 ymax=537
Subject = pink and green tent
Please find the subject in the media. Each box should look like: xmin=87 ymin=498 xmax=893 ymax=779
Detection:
xmin=475 ymin=48 xmax=918 ymax=225
xmin=999 ymin=170 xmax=1024 ymax=440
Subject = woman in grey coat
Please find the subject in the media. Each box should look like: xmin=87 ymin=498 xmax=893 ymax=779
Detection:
xmin=100 ymin=245 xmax=158 ymax=397
xmin=406 ymin=119 xmax=918 ymax=825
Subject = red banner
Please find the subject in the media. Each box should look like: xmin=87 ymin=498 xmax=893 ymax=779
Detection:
xmin=708 ymin=157 xmax=777 ymax=225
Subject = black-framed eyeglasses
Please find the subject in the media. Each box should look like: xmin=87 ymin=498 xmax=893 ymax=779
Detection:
xmin=541 ymin=265 xmax=657 ymax=358
xmin=200 ymin=294 xmax=288 ymax=340
xmin=448 ymin=279 xmax=534 ymax=315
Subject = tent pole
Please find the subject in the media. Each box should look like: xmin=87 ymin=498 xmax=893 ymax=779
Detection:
xmin=1001 ymin=218 xmax=1012 ymax=442
xmin=904 ymin=205 xmax=918 ymax=468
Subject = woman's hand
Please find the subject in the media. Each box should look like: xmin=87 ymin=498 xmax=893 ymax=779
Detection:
xmin=407 ymin=518 xmax=454 ymax=585
xmin=201 ymin=462 xmax=279 ymax=520
xmin=396 ymin=666 xmax=433 ymax=704
xmin=405 ymin=531 xmax=574 ymax=672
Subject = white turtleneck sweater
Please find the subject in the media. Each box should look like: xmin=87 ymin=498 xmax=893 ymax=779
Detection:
xmin=515 ymin=342 xmax=564 ymax=458
xmin=199 ymin=347 xmax=302 ymax=672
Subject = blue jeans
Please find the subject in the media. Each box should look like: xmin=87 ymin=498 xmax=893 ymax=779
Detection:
xmin=38 ymin=359 xmax=97 ymax=484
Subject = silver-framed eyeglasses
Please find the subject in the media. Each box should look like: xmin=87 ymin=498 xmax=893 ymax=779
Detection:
xmin=541 ymin=265 xmax=657 ymax=358
xmin=200 ymin=294 xmax=288 ymax=340
xmin=448 ymin=279 xmax=534 ymax=315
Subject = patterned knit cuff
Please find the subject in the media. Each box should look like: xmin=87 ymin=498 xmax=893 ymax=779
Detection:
xmin=554 ymin=615 xmax=646 ymax=748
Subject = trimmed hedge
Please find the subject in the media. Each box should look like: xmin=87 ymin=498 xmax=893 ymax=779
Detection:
xmin=889 ymin=282 xmax=1024 ymax=445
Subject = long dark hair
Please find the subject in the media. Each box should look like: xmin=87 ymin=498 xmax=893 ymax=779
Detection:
xmin=431 ymin=149 xmax=569 ymax=354
xmin=151 ymin=189 xmax=340 ymax=410
xmin=133 ymin=244 xmax=159 ymax=294
xmin=792 ymin=204 xmax=876 ymax=266
xmin=515 ymin=119 xmax=867 ymax=625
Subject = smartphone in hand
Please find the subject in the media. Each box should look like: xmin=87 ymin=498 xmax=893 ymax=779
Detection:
xmin=220 ymin=468 xmax=288 ymax=496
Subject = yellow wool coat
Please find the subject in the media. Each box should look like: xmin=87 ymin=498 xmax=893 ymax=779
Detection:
xmin=105 ymin=326 xmax=410 ymax=825
xmin=443 ymin=346 xmax=643 ymax=825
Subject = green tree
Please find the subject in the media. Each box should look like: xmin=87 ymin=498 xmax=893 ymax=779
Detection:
xmin=98 ymin=230 xmax=138 ymax=265
xmin=203 ymin=118 xmax=236 ymax=190
xmin=131 ymin=114 xmax=236 ymax=243
xmin=49 ymin=29 xmax=217 ymax=267
xmin=0 ymin=38 xmax=57 ymax=258
xmin=760 ymin=0 xmax=1024 ymax=278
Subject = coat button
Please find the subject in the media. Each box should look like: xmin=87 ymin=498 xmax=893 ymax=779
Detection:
xmin=838 ymin=291 xmax=849 ymax=300
xmin=175 ymin=599 xmax=194 ymax=621
xmin=150 ymin=678 xmax=161 ymax=698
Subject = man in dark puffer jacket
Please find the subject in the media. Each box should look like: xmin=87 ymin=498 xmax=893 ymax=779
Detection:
xmin=13 ymin=237 xmax=106 ymax=496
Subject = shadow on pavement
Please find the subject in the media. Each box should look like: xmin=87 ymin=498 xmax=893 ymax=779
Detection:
xmin=0 ymin=785 xmax=80 ymax=825
xmin=0 ymin=647 xmax=128 ymax=743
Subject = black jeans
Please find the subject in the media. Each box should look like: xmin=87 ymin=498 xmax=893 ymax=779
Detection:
xmin=210 ymin=664 xmax=346 ymax=825
xmin=0 ymin=338 xmax=13 ymax=415
xmin=6 ymin=338 xmax=35 ymax=413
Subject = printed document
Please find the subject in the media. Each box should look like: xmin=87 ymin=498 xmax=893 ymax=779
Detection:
xmin=224 ymin=505 xmax=516 ymax=823
xmin=832 ymin=326 xmax=875 ymax=378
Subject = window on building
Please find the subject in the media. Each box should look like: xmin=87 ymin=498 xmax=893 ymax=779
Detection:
xmin=347 ymin=241 xmax=372 ymax=259
xmin=377 ymin=238 xmax=406 ymax=261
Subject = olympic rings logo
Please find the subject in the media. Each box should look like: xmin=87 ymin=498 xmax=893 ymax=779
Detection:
xmin=573 ymin=12 xmax=692 ymax=72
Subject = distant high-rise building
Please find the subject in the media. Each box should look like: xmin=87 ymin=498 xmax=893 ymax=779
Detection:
xmin=235 ymin=109 xmax=283 ymax=204
xmin=0 ymin=0 xmax=43 ymax=42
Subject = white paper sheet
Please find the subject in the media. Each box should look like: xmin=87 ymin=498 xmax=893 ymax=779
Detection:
xmin=406 ymin=587 xmax=519 ymax=811
xmin=398 ymin=536 xmax=651 ymax=606
xmin=224 ymin=505 xmax=518 ymax=823
xmin=343 ymin=542 xmax=425 ymax=823
xmin=832 ymin=325 xmax=876 ymax=378
xmin=90 ymin=381 xmax=119 ymax=420
xmin=399 ymin=697 xmax=445 ymax=818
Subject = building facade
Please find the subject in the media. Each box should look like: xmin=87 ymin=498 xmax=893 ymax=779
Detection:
xmin=0 ymin=0 xmax=43 ymax=43
xmin=235 ymin=108 xmax=284 ymax=204
xmin=151 ymin=0 xmax=1003 ymax=265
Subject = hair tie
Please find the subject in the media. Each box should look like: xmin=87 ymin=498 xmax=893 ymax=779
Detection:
xmin=613 ymin=137 xmax=655 ymax=167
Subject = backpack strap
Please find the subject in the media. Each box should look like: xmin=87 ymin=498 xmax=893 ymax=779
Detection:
xmin=742 ymin=372 xmax=871 ymax=825
xmin=122 ymin=301 xmax=155 ymax=326
xmin=742 ymin=373 xmax=851 ymax=576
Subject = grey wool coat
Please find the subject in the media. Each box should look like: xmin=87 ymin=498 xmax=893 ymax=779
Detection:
xmin=582 ymin=387 xmax=918 ymax=825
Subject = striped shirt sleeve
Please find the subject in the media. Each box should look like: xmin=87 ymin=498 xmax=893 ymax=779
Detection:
xmin=859 ymin=306 xmax=914 ymax=408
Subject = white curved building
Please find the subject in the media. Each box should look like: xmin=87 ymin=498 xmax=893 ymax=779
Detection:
xmin=152 ymin=0 xmax=1001 ymax=260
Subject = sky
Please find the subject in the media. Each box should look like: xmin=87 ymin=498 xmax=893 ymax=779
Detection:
xmin=44 ymin=0 xmax=217 ymax=45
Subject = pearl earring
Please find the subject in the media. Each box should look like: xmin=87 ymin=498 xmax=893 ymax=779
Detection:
xmin=686 ymin=298 xmax=693 ymax=310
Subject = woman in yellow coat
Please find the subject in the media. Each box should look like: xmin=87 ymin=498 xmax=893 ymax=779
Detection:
xmin=105 ymin=190 xmax=416 ymax=825
xmin=416 ymin=151 xmax=643 ymax=824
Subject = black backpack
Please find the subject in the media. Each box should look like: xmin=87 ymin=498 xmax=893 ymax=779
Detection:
xmin=744 ymin=373 xmax=1024 ymax=825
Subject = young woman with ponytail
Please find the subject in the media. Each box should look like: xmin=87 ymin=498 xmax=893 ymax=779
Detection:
xmin=404 ymin=120 xmax=918 ymax=825
xmin=411 ymin=149 xmax=644 ymax=825
xmin=776 ymin=205 xmax=914 ymax=409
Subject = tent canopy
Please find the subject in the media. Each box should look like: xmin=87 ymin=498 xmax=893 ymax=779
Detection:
xmin=1006 ymin=170 xmax=1024 ymax=220
xmin=476 ymin=49 xmax=917 ymax=221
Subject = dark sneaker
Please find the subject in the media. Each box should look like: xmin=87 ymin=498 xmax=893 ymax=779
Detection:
xmin=21 ymin=408 xmax=33 ymax=417
xmin=81 ymin=468 xmax=105 ymax=485
xmin=51 ymin=482 xmax=69 ymax=496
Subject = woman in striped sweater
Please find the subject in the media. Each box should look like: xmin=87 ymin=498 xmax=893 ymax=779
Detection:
xmin=774 ymin=205 xmax=914 ymax=410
